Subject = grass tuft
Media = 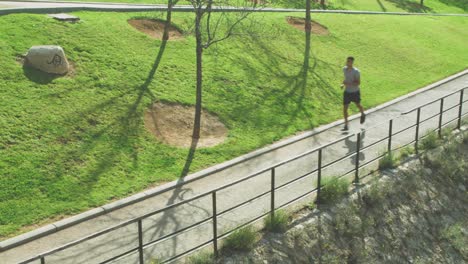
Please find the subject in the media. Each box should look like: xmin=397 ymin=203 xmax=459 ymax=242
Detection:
xmin=223 ymin=226 xmax=257 ymax=252
xmin=399 ymin=146 xmax=415 ymax=160
xmin=379 ymin=152 xmax=397 ymax=170
xmin=420 ymin=132 xmax=440 ymax=150
xmin=264 ymin=210 xmax=289 ymax=233
xmin=189 ymin=252 xmax=215 ymax=264
xmin=319 ymin=177 xmax=349 ymax=205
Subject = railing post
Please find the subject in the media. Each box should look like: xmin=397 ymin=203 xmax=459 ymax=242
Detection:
xmin=270 ymin=167 xmax=275 ymax=219
xmin=138 ymin=220 xmax=144 ymax=264
xmin=388 ymin=119 xmax=393 ymax=153
xmin=354 ymin=133 xmax=361 ymax=184
xmin=316 ymin=148 xmax=322 ymax=206
xmin=415 ymin=108 xmax=421 ymax=153
xmin=457 ymin=89 xmax=464 ymax=129
xmin=438 ymin=98 xmax=444 ymax=138
xmin=41 ymin=257 xmax=45 ymax=264
xmin=212 ymin=192 xmax=218 ymax=258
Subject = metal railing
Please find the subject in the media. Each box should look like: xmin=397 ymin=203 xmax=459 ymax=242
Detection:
xmin=19 ymin=86 xmax=467 ymax=264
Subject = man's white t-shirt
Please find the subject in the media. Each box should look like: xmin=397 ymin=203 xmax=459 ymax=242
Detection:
xmin=343 ymin=67 xmax=360 ymax=93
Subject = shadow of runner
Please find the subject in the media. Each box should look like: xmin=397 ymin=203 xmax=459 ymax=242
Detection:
xmin=344 ymin=130 xmax=366 ymax=167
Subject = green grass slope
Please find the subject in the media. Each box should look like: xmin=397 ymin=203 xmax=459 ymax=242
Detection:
xmin=56 ymin=0 xmax=468 ymax=14
xmin=0 ymin=11 xmax=467 ymax=238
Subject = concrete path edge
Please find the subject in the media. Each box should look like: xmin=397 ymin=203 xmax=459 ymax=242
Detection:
xmin=0 ymin=68 xmax=466 ymax=252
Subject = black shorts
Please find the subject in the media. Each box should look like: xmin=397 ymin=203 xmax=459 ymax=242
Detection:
xmin=343 ymin=91 xmax=361 ymax=105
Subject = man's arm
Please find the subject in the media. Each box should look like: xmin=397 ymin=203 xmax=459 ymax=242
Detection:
xmin=353 ymin=71 xmax=361 ymax=85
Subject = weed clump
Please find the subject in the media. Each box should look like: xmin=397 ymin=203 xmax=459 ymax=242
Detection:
xmin=223 ymin=226 xmax=256 ymax=251
xmin=319 ymin=177 xmax=349 ymax=205
xmin=189 ymin=252 xmax=215 ymax=264
xmin=264 ymin=210 xmax=289 ymax=233
xmin=421 ymin=132 xmax=440 ymax=150
xmin=379 ymin=152 xmax=397 ymax=170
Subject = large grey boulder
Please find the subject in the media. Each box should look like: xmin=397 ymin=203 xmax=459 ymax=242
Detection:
xmin=25 ymin=45 xmax=69 ymax=75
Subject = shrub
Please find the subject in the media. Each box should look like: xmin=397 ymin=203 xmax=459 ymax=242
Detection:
xmin=318 ymin=177 xmax=349 ymax=205
xmin=223 ymin=226 xmax=256 ymax=251
xmin=399 ymin=146 xmax=414 ymax=160
xmin=189 ymin=252 xmax=215 ymax=264
xmin=264 ymin=210 xmax=289 ymax=233
xmin=379 ymin=152 xmax=397 ymax=170
xmin=420 ymin=131 xmax=440 ymax=150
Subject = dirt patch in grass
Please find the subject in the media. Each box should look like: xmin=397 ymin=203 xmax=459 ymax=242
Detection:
xmin=286 ymin=16 xmax=330 ymax=35
xmin=144 ymin=102 xmax=228 ymax=148
xmin=128 ymin=19 xmax=183 ymax=40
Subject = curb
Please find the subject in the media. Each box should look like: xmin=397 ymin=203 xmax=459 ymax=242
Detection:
xmin=1 ymin=69 xmax=466 ymax=252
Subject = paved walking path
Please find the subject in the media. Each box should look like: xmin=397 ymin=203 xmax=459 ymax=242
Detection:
xmin=1 ymin=0 xmax=467 ymax=16
xmin=1 ymin=70 xmax=467 ymax=264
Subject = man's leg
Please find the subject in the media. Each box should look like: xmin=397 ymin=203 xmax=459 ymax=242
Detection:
xmin=355 ymin=102 xmax=366 ymax=123
xmin=355 ymin=103 xmax=365 ymax=114
xmin=343 ymin=103 xmax=350 ymax=129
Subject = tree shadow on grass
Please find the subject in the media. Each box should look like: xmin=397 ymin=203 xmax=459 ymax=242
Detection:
xmin=441 ymin=0 xmax=468 ymax=10
xmin=377 ymin=0 xmax=388 ymax=11
xmin=226 ymin=21 xmax=341 ymax=141
xmin=439 ymin=0 xmax=468 ymax=11
xmin=384 ymin=0 xmax=433 ymax=12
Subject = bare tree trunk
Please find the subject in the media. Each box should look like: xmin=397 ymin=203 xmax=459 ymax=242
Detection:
xmin=320 ymin=0 xmax=325 ymax=9
xmin=305 ymin=0 xmax=311 ymax=72
xmin=306 ymin=0 xmax=312 ymax=34
xmin=193 ymin=7 xmax=203 ymax=139
xmin=420 ymin=0 xmax=424 ymax=5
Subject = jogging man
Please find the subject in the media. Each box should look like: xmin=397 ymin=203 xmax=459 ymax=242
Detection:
xmin=341 ymin=56 xmax=365 ymax=130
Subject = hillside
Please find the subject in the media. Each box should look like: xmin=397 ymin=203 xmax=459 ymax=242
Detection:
xmin=56 ymin=0 xmax=468 ymax=14
xmin=0 ymin=11 xmax=467 ymax=238
xmin=221 ymin=130 xmax=468 ymax=263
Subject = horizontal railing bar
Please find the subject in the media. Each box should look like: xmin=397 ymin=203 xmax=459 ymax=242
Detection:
xmin=100 ymin=247 xmax=140 ymax=264
xmin=142 ymin=216 xmax=213 ymax=250
xmin=442 ymin=103 xmax=463 ymax=113
xmin=271 ymin=134 xmax=355 ymax=170
xmin=392 ymin=123 xmax=418 ymax=137
xmin=161 ymin=239 xmax=214 ymax=264
xmin=402 ymin=86 xmax=467 ymax=114
xmin=218 ymin=211 xmax=271 ymax=239
xmin=276 ymin=188 xmax=318 ymax=211
xmin=217 ymin=189 xmax=271 ymax=216
xmin=321 ymin=151 xmax=357 ymax=171
xmin=358 ymin=153 xmax=387 ymax=169
xmin=336 ymin=167 xmax=359 ymax=180
xmin=360 ymin=136 xmax=390 ymax=152
xmin=274 ymin=169 xmax=318 ymax=191
xmin=442 ymin=115 xmax=462 ymax=127
xmin=419 ymin=112 xmax=443 ymax=124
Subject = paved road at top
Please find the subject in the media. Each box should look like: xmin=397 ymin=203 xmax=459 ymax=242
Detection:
xmin=1 ymin=71 xmax=467 ymax=263
xmin=1 ymin=0 xmax=468 ymax=16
